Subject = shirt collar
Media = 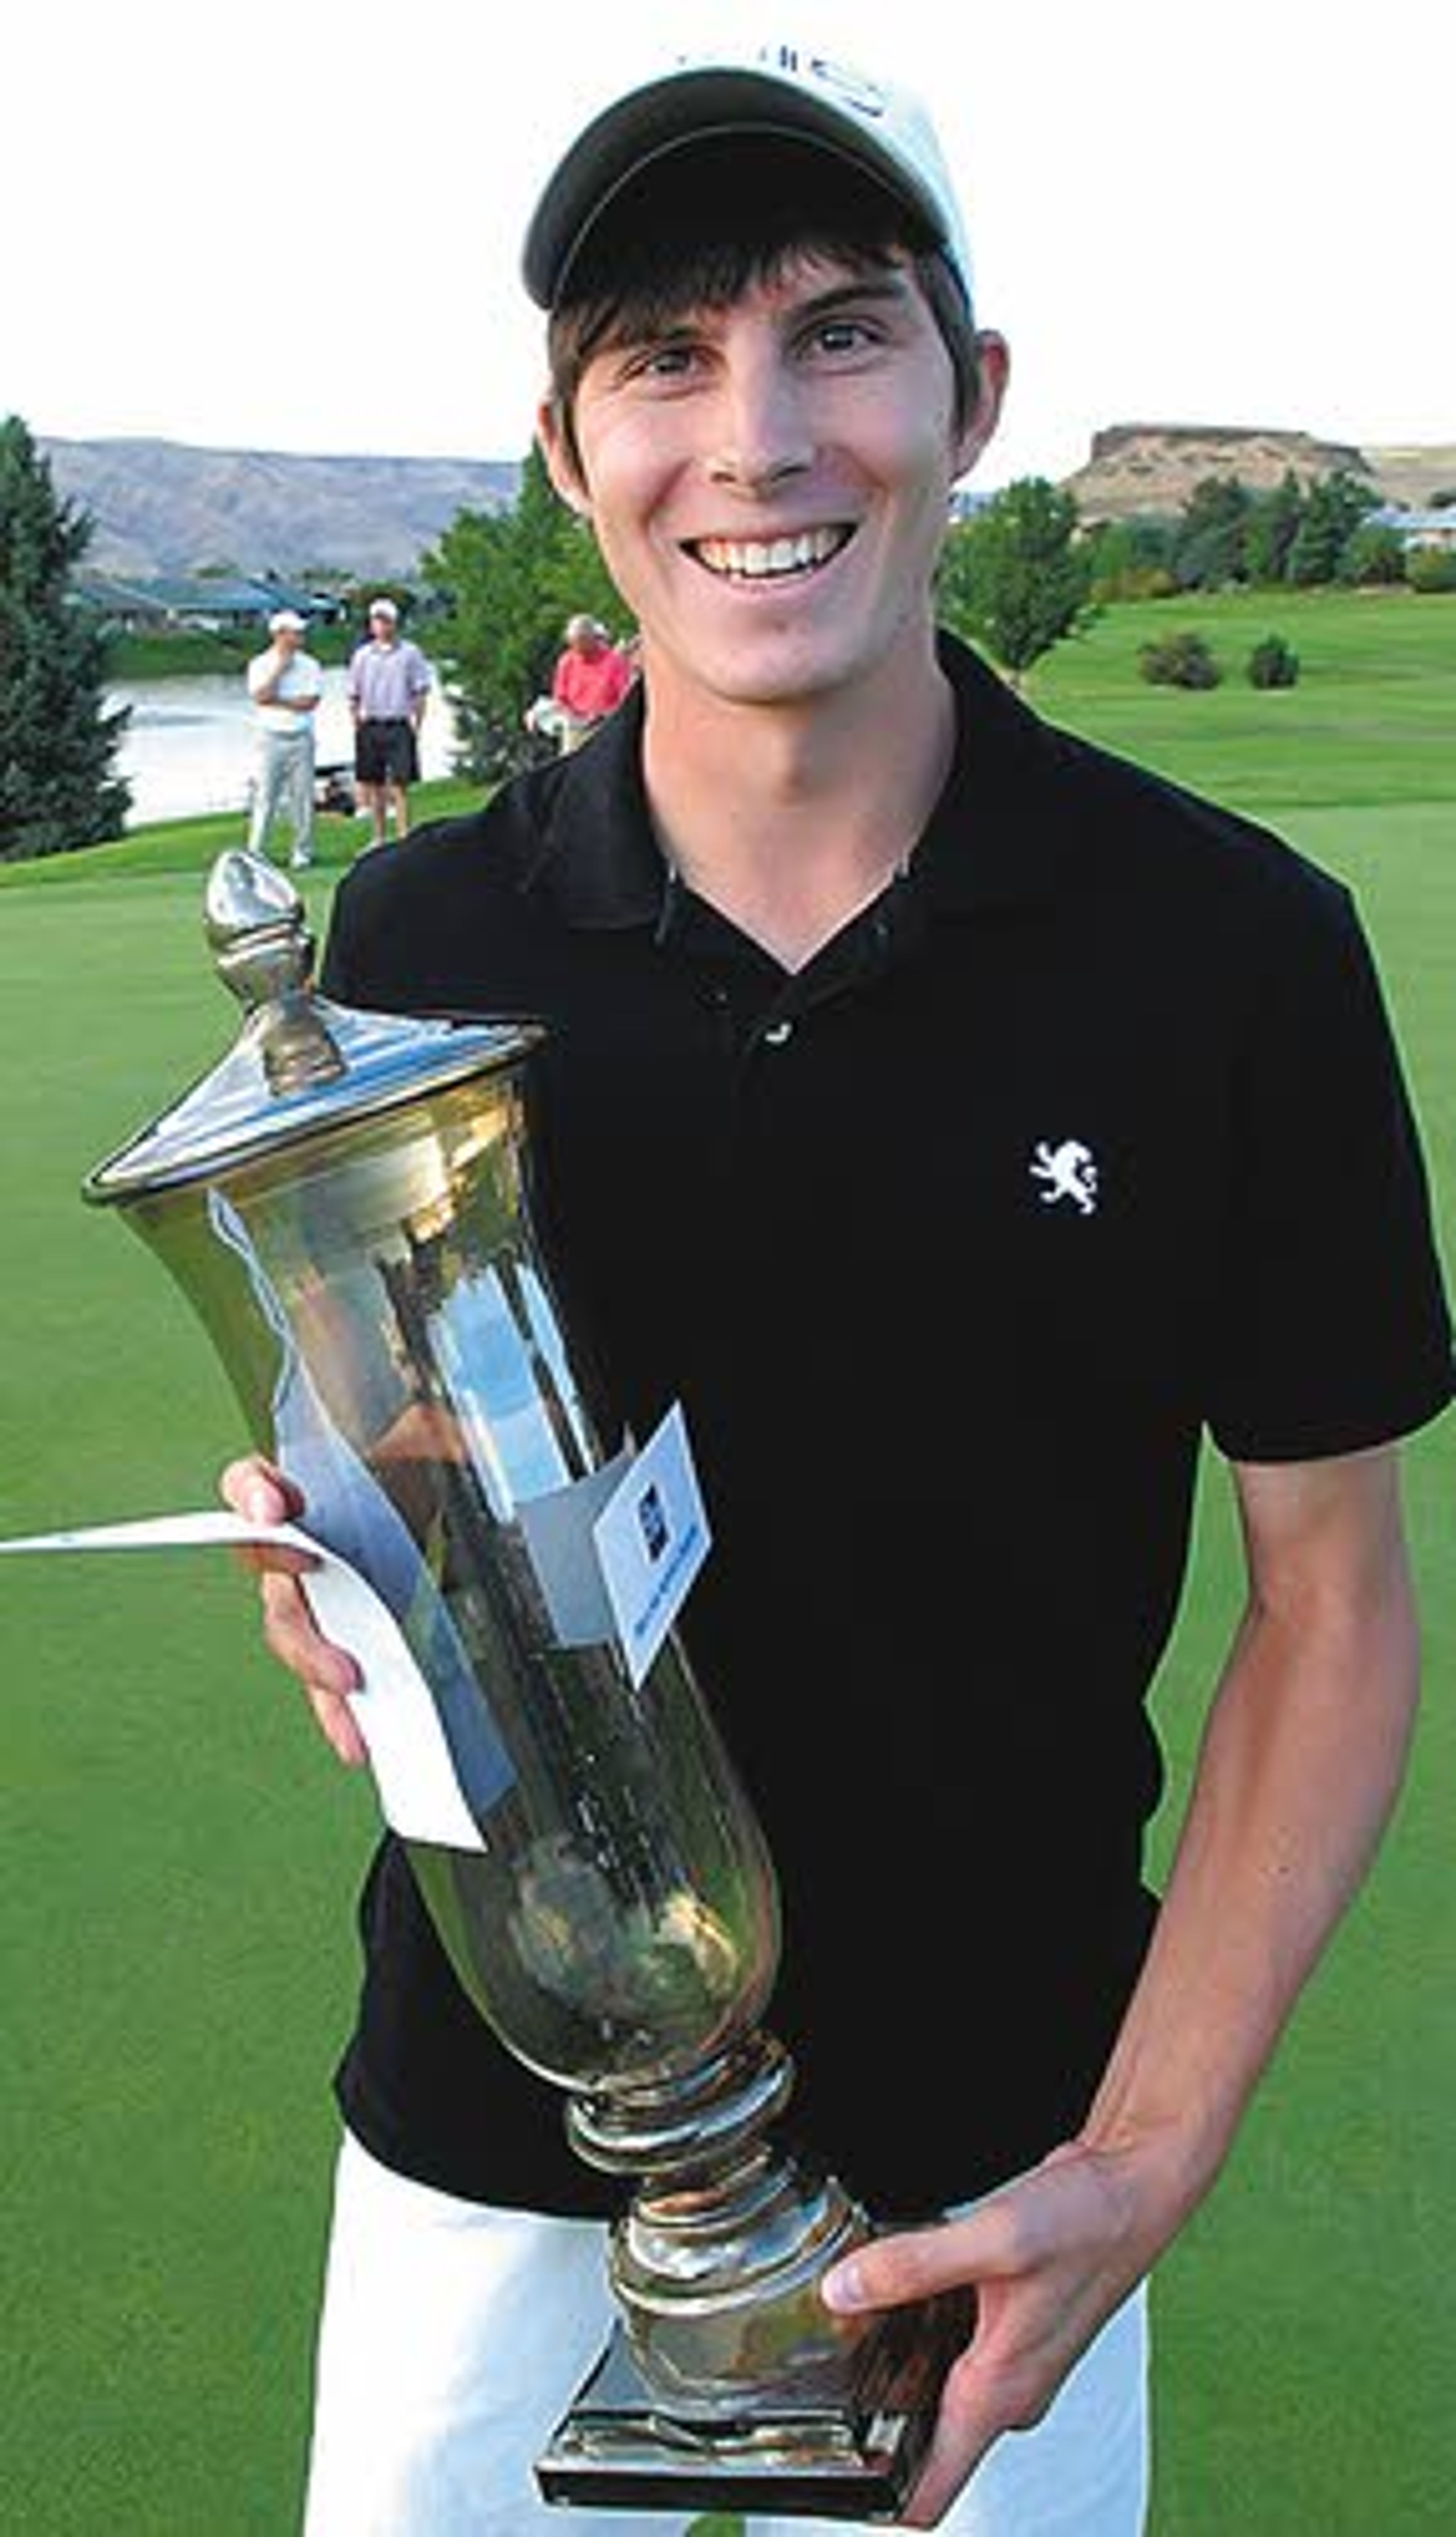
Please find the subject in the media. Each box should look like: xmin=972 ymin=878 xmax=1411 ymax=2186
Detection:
xmin=521 ymin=683 xmax=666 ymax=927
xmin=913 ymin=636 xmax=1076 ymax=915
xmin=521 ymin=634 xmax=1075 ymax=932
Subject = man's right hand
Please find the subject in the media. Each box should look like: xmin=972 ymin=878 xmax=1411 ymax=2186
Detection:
xmin=221 ymin=1454 xmax=369 ymax=1767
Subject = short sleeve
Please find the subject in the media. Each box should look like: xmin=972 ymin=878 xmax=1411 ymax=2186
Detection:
xmin=1207 ymin=876 xmax=1452 ymax=1461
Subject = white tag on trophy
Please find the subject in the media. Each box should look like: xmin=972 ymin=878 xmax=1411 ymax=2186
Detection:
xmin=593 ymin=1402 xmax=711 ymax=1688
xmin=0 ymin=1510 xmax=488 ymax=1854
xmin=518 ymin=1449 xmax=632 ymax=1645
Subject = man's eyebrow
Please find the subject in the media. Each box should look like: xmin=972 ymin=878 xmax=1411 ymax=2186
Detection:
xmin=602 ymin=312 xmax=701 ymax=352
xmin=792 ymin=273 xmax=916 ymax=320
xmin=602 ymin=270 xmax=915 ymax=352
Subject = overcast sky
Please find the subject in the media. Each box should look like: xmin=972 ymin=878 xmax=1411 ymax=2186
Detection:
xmin=5 ymin=0 xmax=1450 ymax=493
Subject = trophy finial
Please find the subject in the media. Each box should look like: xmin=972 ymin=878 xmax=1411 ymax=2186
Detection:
xmin=86 ymin=858 xmax=539 ymax=1203
xmin=202 ymin=846 xmax=342 ymax=1093
xmin=205 ymin=847 xmax=314 ymax=1010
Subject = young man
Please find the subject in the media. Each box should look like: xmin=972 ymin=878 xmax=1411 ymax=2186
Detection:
xmin=346 ymin=596 xmax=432 ymax=849
xmin=245 ymin=607 xmax=323 ymax=870
xmin=228 ymin=40 xmax=1452 ymax=2536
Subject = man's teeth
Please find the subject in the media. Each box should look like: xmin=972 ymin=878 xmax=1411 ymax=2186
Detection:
xmin=695 ymin=527 xmax=846 ymax=579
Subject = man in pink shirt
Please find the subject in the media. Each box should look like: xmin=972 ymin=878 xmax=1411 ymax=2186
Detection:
xmin=548 ymin=612 xmax=634 ymax=749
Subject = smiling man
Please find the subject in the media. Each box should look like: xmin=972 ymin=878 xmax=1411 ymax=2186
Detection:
xmin=227 ymin=38 xmax=1452 ymax=2537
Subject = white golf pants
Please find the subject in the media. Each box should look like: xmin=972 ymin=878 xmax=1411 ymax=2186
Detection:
xmin=248 ymin=726 xmax=315 ymax=864
xmin=303 ymin=2132 xmax=1149 ymax=2537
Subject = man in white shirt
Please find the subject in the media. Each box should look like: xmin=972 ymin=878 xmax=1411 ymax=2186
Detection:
xmin=246 ymin=608 xmax=323 ymax=868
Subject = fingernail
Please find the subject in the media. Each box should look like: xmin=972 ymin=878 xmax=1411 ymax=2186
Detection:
xmin=822 ymin=2258 xmax=864 ymax=2314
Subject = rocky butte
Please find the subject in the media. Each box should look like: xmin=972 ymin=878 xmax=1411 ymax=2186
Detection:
xmin=1063 ymin=424 xmax=1456 ymax=523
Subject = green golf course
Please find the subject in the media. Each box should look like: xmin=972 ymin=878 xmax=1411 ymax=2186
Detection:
xmin=2 ymin=585 xmax=1452 ymax=2531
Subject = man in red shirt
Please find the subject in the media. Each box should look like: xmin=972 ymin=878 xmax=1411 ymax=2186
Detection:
xmin=548 ymin=612 xmax=634 ymax=749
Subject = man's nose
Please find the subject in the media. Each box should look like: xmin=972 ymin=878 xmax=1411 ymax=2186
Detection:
xmin=705 ymin=357 xmax=814 ymax=493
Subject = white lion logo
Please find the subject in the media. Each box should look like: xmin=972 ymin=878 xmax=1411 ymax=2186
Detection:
xmin=1030 ymin=1138 xmax=1099 ymax=1217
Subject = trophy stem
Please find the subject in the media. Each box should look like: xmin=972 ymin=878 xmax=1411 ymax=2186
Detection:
xmin=568 ymin=2031 xmax=865 ymax=2392
xmin=568 ymin=2029 xmax=795 ymax=2178
xmin=540 ymin=2025 xmax=969 ymax=2518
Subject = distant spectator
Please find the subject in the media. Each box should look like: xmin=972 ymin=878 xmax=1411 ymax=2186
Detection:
xmin=347 ymin=598 xmax=432 ymax=848
xmin=543 ymin=612 xmax=634 ymax=752
xmin=245 ymin=609 xmax=322 ymax=870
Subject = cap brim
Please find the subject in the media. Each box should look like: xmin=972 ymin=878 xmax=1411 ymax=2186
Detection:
xmin=522 ymin=65 xmax=954 ymax=308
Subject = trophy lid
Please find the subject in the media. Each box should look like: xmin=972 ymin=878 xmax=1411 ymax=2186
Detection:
xmin=85 ymin=849 xmax=543 ymax=1205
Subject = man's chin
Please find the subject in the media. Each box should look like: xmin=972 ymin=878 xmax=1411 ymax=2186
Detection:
xmin=662 ymin=639 xmax=857 ymax=716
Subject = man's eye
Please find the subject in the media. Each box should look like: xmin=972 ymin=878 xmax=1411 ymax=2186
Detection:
xmin=622 ymin=341 xmax=698 ymax=382
xmin=814 ymin=320 xmax=868 ymax=352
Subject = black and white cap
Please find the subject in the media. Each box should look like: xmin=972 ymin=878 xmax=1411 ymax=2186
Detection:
xmin=522 ymin=36 xmax=973 ymax=310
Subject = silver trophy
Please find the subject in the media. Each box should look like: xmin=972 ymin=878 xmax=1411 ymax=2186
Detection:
xmin=84 ymin=850 xmax=962 ymax=2517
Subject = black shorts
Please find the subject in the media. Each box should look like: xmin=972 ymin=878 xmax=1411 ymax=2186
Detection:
xmin=355 ymin=719 xmax=420 ymax=787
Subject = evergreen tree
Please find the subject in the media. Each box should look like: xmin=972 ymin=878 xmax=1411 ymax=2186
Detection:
xmin=1242 ymin=472 xmax=1306 ymax=585
xmin=937 ymin=478 xmax=1094 ymax=686
xmin=0 ymin=416 xmax=130 ymax=859
xmin=424 ymin=446 xmax=622 ymax=781
xmin=1286 ymin=470 xmax=1377 ymax=587
xmin=1169 ymin=476 xmax=1253 ymax=589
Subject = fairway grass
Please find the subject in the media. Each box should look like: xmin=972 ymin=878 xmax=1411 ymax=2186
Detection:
xmin=2 ymin=594 xmax=1452 ymax=2532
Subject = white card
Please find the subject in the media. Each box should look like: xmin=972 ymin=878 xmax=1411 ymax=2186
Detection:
xmin=518 ymin=1449 xmax=630 ymax=1644
xmin=0 ymin=1510 xmax=487 ymax=1854
xmin=592 ymin=1402 xmax=711 ymax=1688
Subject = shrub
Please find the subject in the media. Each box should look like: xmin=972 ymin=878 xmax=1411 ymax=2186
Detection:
xmin=1138 ymin=630 xmax=1222 ymax=689
xmin=1247 ymin=634 xmax=1300 ymax=689
xmin=1406 ymin=546 xmax=1456 ymax=595
xmin=1090 ymin=564 xmax=1180 ymax=604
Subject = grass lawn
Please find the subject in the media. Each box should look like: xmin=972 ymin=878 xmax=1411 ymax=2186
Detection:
xmin=2 ymin=595 xmax=1453 ymax=2531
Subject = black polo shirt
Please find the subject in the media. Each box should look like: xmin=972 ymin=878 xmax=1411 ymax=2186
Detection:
xmin=322 ymin=634 xmax=1452 ymax=2221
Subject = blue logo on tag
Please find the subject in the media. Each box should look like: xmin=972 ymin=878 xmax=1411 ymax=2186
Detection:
xmin=637 ymin=1483 xmax=669 ymax=1562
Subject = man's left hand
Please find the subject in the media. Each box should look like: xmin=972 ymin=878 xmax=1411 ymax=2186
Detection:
xmin=822 ymin=2136 xmax=1163 ymax=2527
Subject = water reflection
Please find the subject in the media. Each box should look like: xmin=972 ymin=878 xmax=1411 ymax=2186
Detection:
xmin=109 ymin=667 xmax=460 ymax=827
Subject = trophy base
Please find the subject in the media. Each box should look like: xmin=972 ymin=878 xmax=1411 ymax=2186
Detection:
xmin=537 ymin=2294 xmax=969 ymax=2520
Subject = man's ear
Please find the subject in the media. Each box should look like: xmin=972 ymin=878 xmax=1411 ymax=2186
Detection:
xmin=537 ymin=399 xmax=589 ymax=515
xmin=953 ymin=331 xmax=1010 ymax=481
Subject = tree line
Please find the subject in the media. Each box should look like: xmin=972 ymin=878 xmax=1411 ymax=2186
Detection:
xmin=1079 ymin=467 xmax=1453 ymax=601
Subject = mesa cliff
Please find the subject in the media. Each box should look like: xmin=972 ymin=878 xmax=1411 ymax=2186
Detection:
xmin=1063 ymin=423 xmax=1455 ymax=522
